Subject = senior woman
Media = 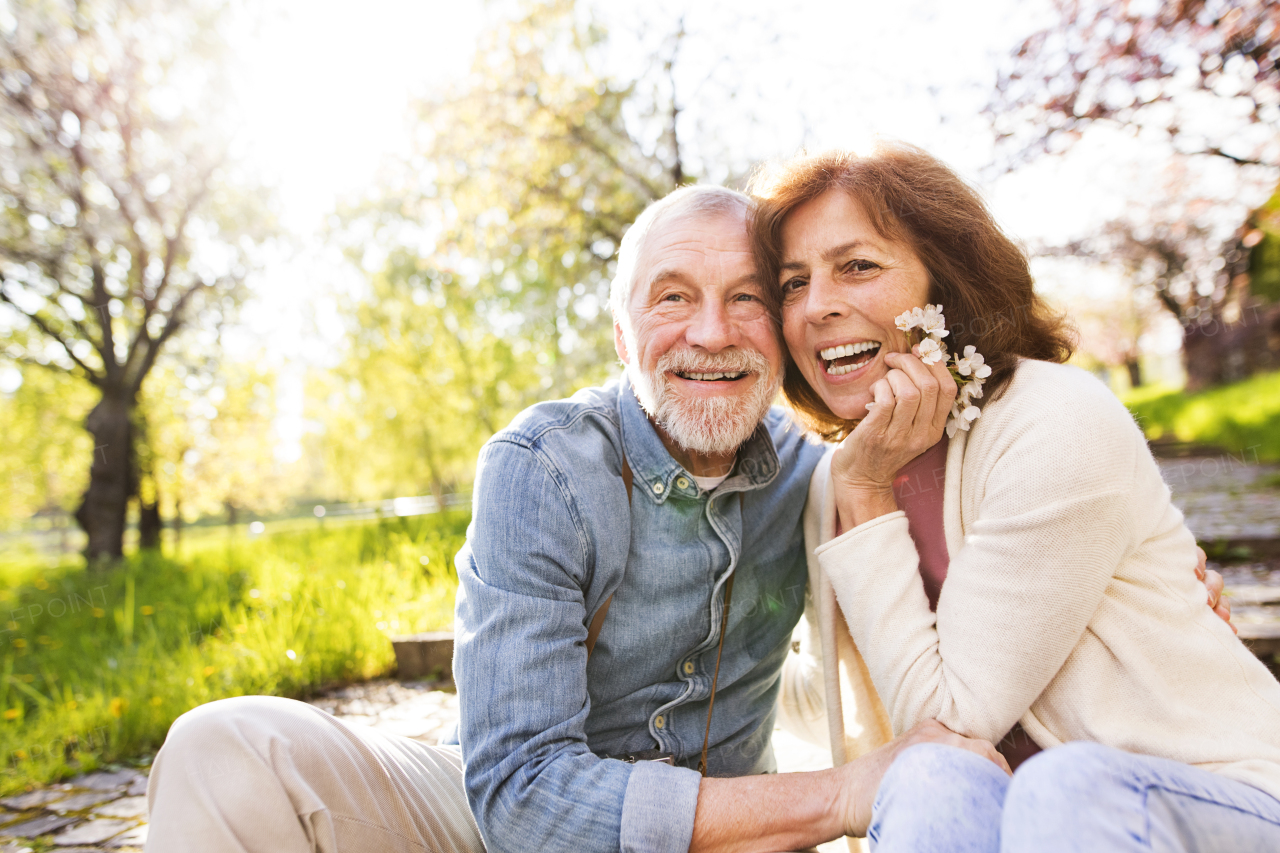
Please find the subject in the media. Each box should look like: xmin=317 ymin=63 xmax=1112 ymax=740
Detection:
xmin=752 ymin=143 xmax=1280 ymax=852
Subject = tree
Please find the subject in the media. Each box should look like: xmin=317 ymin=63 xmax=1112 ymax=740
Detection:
xmin=0 ymin=0 xmax=272 ymax=562
xmin=1051 ymin=266 xmax=1167 ymax=389
xmin=306 ymin=259 xmax=542 ymax=505
xmin=989 ymin=1 xmax=1280 ymax=386
xmin=315 ymin=0 xmax=697 ymax=500
xmin=342 ymin=0 xmax=696 ymax=394
xmin=990 ymin=0 xmax=1280 ymax=170
xmin=142 ymin=361 xmax=293 ymax=532
xmin=0 ymin=354 xmax=94 ymax=527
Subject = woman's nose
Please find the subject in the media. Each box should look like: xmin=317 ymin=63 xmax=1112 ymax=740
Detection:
xmin=805 ymin=272 xmax=847 ymax=324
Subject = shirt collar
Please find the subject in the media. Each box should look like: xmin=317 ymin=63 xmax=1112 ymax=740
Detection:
xmin=617 ymin=373 xmax=780 ymax=504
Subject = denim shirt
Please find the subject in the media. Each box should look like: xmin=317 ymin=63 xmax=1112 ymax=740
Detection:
xmin=451 ymin=375 xmax=825 ymax=853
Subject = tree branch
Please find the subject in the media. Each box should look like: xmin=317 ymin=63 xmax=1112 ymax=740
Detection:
xmin=126 ymin=276 xmax=203 ymax=396
xmin=0 ymin=282 xmax=103 ymax=384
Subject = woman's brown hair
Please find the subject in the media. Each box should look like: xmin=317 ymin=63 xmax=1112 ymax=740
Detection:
xmin=750 ymin=142 xmax=1075 ymax=441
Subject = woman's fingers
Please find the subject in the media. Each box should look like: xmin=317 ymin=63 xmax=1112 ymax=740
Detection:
xmin=888 ymin=349 xmax=957 ymax=443
xmin=884 ymin=367 xmax=924 ymax=439
xmin=1215 ymin=602 xmax=1236 ymax=633
xmin=886 ymin=352 xmax=938 ymax=434
xmin=865 ymin=377 xmax=895 ymax=435
xmin=1205 ymin=568 xmax=1224 ymax=609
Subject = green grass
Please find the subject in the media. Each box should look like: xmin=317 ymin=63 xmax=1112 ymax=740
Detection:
xmin=1123 ymin=370 xmax=1280 ymax=462
xmin=0 ymin=511 xmax=468 ymax=795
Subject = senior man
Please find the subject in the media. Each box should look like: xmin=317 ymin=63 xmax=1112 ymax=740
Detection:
xmin=142 ymin=186 xmax=1011 ymax=853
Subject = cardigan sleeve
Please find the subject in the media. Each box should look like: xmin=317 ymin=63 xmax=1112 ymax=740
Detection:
xmin=816 ymin=370 xmax=1141 ymax=744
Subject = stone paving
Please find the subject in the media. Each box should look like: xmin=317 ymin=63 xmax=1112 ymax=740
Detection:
xmin=0 ymin=768 xmax=149 ymax=851
xmin=1157 ymin=454 xmax=1280 ymax=540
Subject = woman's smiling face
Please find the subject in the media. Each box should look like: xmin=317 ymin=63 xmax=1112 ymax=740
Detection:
xmin=778 ymin=188 xmax=931 ymax=420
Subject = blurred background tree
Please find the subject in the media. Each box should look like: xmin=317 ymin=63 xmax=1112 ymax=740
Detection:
xmin=142 ymin=361 xmax=291 ymax=543
xmin=991 ymin=0 xmax=1280 ymax=169
xmin=0 ymin=345 xmax=93 ymax=527
xmin=312 ymin=0 xmax=697 ymax=497
xmin=0 ymin=0 xmax=274 ymax=562
xmin=992 ymin=0 xmax=1280 ymax=389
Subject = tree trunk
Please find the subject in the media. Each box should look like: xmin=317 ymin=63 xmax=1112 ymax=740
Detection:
xmin=1125 ymin=358 xmax=1143 ymax=389
xmin=138 ymin=497 xmax=162 ymax=551
xmin=173 ymin=497 xmax=184 ymax=556
xmin=429 ymin=476 xmax=447 ymax=514
xmin=74 ymin=392 xmax=135 ymax=565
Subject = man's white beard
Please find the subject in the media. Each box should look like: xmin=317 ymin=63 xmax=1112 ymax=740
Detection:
xmin=630 ymin=347 xmax=780 ymax=456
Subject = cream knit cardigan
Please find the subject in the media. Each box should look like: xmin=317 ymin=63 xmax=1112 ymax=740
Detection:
xmin=779 ymin=358 xmax=1280 ymax=801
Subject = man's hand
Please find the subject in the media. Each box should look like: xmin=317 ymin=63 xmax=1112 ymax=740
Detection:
xmin=1193 ymin=546 xmax=1235 ymax=633
xmin=837 ymin=719 xmax=1009 ymax=838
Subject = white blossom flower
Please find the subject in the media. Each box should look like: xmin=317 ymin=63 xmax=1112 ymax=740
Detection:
xmin=946 ymin=402 xmax=962 ymax=437
xmin=894 ymin=304 xmax=988 ymax=432
xmin=895 ymin=306 xmax=925 ymax=332
xmin=917 ymin=337 xmax=946 ymax=365
xmin=919 ymin=304 xmax=948 ymax=339
xmin=955 ymin=345 xmax=990 ymax=379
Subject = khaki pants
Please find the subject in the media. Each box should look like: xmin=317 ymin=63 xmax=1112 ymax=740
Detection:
xmin=145 ymin=695 xmax=484 ymax=853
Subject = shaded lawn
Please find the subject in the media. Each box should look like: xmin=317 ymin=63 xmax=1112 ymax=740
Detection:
xmin=0 ymin=510 xmax=467 ymax=795
xmin=1124 ymin=370 xmax=1280 ymax=462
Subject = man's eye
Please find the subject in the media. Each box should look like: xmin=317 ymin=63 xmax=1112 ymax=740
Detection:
xmin=734 ymin=293 xmax=757 ymax=302
xmin=662 ymin=293 xmax=684 ymax=302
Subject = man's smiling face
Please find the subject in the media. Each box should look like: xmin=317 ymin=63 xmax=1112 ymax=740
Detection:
xmin=614 ymin=209 xmax=783 ymax=458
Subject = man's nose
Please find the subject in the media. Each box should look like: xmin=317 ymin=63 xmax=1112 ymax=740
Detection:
xmin=684 ymin=300 xmax=736 ymax=352
xmin=805 ymin=271 xmax=847 ymax=324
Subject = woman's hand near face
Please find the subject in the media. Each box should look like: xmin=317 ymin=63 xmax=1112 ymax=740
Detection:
xmin=830 ymin=348 xmax=958 ymax=531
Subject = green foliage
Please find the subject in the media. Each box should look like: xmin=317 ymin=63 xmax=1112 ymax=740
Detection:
xmin=404 ymin=0 xmax=677 ymax=395
xmin=314 ymin=2 xmax=681 ymax=501
xmin=141 ymin=361 xmax=297 ymax=521
xmin=308 ymin=257 xmax=540 ymax=502
xmin=0 ymin=364 xmax=95 ymax=523
xmin=1123 ymin=370 xmax=1280 ymax=461
xmin=0 ymin=511 xmax=466 ymax=794
xmin=1249 ymin=184 xmax=1280 ymax=304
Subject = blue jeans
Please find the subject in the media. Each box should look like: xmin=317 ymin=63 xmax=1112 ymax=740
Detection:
xmin=869 ymin=741 xmax=1280 ymax=852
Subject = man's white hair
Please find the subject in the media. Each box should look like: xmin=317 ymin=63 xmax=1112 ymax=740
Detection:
xmin=608 ymin=184 xmax=753 ymax=334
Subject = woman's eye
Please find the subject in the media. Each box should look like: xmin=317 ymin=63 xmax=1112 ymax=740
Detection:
xmin=781 ymin=277 xmax=806 ymax=294
xmin=662 ymin=293 xmax=684 ymax=302
xmin=734 ymin=293 xmax=757 ymax=302
xmin=846 ymin=260 xmax=879 ymax=274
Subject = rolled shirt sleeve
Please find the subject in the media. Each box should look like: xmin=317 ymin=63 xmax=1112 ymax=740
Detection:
xmin=454 ymin=438 xmax=702 ymax=853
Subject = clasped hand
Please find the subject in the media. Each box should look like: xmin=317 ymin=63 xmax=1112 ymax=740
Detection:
xmin=830 ymin=348 xmax=958 ymax=530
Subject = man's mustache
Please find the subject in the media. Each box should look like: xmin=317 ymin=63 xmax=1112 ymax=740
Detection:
xmin=656 ymin=348 xmax=772 ymax=376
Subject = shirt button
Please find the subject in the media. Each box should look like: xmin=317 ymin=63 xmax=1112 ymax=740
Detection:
xmin=654 ymin=715 xmax=665 ymax=729
xmin=676 ymin=477 xmax=690 ymax=489
xmin=653 ymin=482 xmax=664 ymax=494
xmin=683 ymin=661 xmax=694 ymax=675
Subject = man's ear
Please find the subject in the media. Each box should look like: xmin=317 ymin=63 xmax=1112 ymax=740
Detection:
xmin=613 ymin=319 xmax=630 ymax=366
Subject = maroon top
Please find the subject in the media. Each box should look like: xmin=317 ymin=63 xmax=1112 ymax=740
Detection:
xmin=892 ymin=438 xmax=1043 ymax=770
xmin=892 ymin=439 xmax=950 ymax=611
